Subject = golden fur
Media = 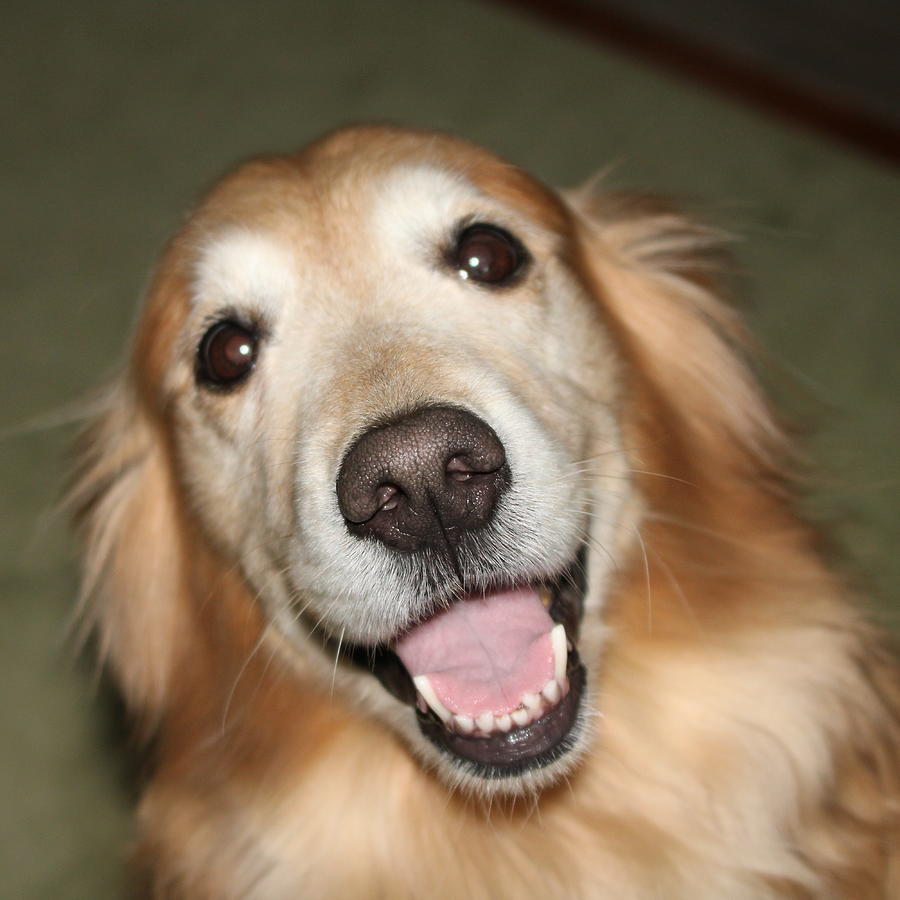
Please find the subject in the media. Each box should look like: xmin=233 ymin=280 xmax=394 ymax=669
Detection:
xmin=72 ymin=126 xmax=900 ymax=898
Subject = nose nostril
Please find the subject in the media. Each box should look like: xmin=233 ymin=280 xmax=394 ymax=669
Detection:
xmin=446 ymin=455 xmax=475 ymax=483
xmin=376 ymin=484 xmax=401 ymax=512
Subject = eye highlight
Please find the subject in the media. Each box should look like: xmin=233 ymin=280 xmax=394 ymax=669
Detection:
xmin=450 ymin=224 xmax=527 ymax=287
xmin=196 ymin=320 xmax=259 ymax=388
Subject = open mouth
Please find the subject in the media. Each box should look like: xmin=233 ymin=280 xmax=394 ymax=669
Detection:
xmin=339 ymin=548 xmax=587 ymax=778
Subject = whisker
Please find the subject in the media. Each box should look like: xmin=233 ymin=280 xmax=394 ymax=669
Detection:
xmin=643 ymin=541 xmax=704 ymax=634
xmin=330 ymin=627 xmax=346 ymax=700
xmin=220 ymin=623 xmax=269 ymax=739
xmin=632 ymin=527 xmax=653 ymax=636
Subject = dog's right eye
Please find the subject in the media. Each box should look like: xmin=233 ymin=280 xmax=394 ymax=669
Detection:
xmin=196 ymin=321 xmax=259 ymax=388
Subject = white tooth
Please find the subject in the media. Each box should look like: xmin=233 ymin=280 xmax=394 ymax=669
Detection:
xmin=522 ymin=692 xmax=542 ymax=711
xmin=413 ymin=675 xmax=452 ymax=724
xmin=511 ymin=708 xmax=531 ymax=727
xmin=550 ymin=623 xmax=567 ymax=682
xmin=454 ymin=715 xmax=475 ymax=735
xmin=542 ymin=678 xmax=561 ymax=704
xmin=495 ymin=714 xmax=512 ymax=732
xmin=476 ymin=712 xmax=495 ymax=733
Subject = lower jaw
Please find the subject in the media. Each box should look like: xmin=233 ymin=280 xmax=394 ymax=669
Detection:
xmin=417 ymin=651 xmax=586 ymax=778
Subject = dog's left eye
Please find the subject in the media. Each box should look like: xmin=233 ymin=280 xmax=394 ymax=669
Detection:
xmin=196 ymin=321 xmax=259 ymax=388
xmin=451 ymin=224 xmax=526 ymax=286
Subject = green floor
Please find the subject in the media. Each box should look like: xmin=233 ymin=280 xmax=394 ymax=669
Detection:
xmin=3 ymin=1 xmax=898 ymax=896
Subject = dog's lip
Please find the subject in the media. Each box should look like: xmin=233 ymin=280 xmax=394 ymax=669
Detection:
xmin=338 ymin=546 xmax=588 ymax=773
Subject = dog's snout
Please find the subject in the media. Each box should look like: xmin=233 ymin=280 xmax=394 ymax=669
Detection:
xmin=336 ymin=406 xmax=509 ymax=552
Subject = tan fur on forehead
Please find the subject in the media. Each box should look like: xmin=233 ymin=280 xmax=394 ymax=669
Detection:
xmin=292 ymin=124 xmax=571 ymax=230
xmin=184 ymin=124 xmax=568 ymax=246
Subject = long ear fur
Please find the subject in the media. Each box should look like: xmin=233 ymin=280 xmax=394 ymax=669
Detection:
xmin=567 ymin=185 xmax=900 ymax=892
xmin=69 ymin=374 xmax=191 ymax=721
xmin=565 ymin=187 xmax=789 ymax=506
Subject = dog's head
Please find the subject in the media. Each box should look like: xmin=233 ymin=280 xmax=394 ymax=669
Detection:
xmin=73 ymin=126 xmax=777 ymax=797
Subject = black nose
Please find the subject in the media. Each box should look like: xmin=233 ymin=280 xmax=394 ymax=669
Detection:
xmin=336 ymin=406 xmax=509 ymax=552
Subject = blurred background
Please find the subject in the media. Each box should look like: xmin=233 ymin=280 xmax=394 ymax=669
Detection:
xmin=2 ymin=1 xmax=898 ymax=895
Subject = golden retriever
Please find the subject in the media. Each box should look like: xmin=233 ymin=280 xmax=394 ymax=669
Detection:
xmin=71 ymin=125 xmax=900 ymax=898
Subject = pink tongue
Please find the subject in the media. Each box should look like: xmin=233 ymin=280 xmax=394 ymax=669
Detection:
xmin=393 ymin=586 xmax=555 ymax=717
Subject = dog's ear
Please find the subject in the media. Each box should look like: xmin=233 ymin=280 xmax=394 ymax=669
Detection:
xmin=69 ymin=377 xmax=191 ymax=721
xmin=69 ymin=257 xmax=197 ymax=723
xmin=564 ymin=187 xmax=786 ymax=497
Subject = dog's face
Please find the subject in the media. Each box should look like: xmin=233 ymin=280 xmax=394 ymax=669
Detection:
xmin=114 ymin=127 xmax=644 ymax=795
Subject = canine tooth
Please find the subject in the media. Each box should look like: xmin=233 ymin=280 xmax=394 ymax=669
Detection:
xmin=550 ymin=623 xmax=567 ymax=682
xmin=476 ymin=712 xmax=495 ymax=733
xmin=413 ymin=676 xmax=452 ymax=724
xmin=522 ymin=692 xmax=542 ymax=711
xmin=511 ymin=708 xmax=531 ymax=727
xmin=495 ymin=714 xmax=512 ymax=732
xmin=542 ymin=678 xmax=561 ymax=704
xmin=454 ymin=715 xmax=475 ymax=735
xmin=539 ymin=586 xmax=553 ymax=609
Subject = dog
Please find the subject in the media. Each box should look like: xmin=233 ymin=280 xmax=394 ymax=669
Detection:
xmin=71 ymin=125 xmax=900 ymax=898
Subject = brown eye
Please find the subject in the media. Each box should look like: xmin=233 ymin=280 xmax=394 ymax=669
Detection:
xmin=451 ymin=224 xmax=526 ymax=286
xmin=197 ymin=321 xmax=258 ymax=388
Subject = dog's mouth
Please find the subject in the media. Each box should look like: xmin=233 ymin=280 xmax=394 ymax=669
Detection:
xmin=339 ymin=548 xmax=587 ymax=778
